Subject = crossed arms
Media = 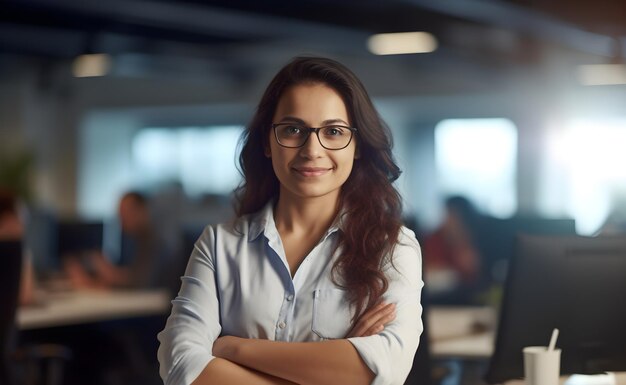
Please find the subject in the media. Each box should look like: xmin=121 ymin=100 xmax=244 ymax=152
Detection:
xmin=191 ymin=302 xmax=397 ymax=385
xmin=157 ymin=227 xmax=423 ymax=385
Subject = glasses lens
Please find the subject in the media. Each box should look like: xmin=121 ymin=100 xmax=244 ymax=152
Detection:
xmin=319 ymin=126 xmax=352 ymax=149
xmin=275 ymin=124 xmax=308 ymax=147
xmin=274 ymin=124 xmax=353 ymax=149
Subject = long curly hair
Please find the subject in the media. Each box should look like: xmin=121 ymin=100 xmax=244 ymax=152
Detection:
xmin=235 ymin=56 xmax=403 ymax=320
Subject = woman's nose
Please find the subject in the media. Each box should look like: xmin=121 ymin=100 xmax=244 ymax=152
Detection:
xmin=298 ymin=131 xmax=324 ymax=158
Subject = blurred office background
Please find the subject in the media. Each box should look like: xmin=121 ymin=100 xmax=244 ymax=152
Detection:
xmin=2 ymin=1 xmax=626 ymax=384
xmin=3 ymin=0 xmax=626 ymax=232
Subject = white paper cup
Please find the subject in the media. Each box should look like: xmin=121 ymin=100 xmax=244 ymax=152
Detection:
xmin=523 ymin=346 xmax=561 ymax=385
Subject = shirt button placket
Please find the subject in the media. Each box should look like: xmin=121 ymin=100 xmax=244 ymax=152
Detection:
xmin=276 ymin=291 xmax=295 ymax=340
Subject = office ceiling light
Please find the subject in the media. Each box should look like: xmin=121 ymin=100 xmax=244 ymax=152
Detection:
xmin=72 ymin=53 xmax=111 ymax=77
xmin=368 ymin=32 xmax=438 ymax=55
xmin=577 ymin=64 xmax=626 ymax=86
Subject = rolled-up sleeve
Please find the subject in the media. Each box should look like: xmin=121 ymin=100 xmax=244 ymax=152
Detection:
xmin=157 ymin=226 xmax=222 ymax=385
xmin=347 ymin=228 xmax=424 ymax=385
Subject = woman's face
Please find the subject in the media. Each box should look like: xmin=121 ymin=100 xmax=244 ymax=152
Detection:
xmin=267 ymin=82 xmax=357 ymax=203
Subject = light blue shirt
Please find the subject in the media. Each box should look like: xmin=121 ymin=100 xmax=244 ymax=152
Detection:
xmin=157 ymin=201 xmax=424 ymax=385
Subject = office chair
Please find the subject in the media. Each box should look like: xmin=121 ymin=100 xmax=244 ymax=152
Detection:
xmin=0 ymin=240 xmax=23 ymax=385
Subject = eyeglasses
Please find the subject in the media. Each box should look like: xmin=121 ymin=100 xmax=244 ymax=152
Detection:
xmin=272 ymin=123 xmax=357 ymax=150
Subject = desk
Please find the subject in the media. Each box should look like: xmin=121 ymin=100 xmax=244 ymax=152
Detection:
xmin=18 ymin=289 xmax=172 ymax=330
xmin=504 ymin=372 xmax=626 ymax=385
xmin=428 ymin=307 xmax=626 ymax=385
xmin=428 ymin=306 xmax=496 ymax=359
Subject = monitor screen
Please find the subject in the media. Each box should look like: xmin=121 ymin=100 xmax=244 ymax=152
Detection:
xmin=479 ymin=217 xmax=576 ymax=285
xmin=56 ymin=221 xmax=104 ymax=258
xmin=485 ymin=235 xmax=626 ymax=383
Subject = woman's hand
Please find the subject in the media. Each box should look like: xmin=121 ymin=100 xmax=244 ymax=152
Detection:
xmin=346 ymin=302 xmax=396 ymax=338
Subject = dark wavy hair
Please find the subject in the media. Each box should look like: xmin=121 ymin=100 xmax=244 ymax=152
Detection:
xmin=235 ymin=56 xmax=403 ymax=320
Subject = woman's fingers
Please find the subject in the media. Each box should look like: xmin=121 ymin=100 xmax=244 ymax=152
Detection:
xmin=361 ymin=308 xmax=396 ymax=336
xmin=347 ymin=302 xmax=396 ymax=337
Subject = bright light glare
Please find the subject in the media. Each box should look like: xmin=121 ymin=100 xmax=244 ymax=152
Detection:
xmin=133 ymin=129 xmax=180 ymax=182
xmin=72 ymin=54 xmax=111 ymax=77
xmin=544 ymin=119 xmax=626 ymax=234
xmin=577 ymin=64 xmax=626 ymax=86
xmin=132 ymin=126 xmax=242 ymax=196
xmin=179 ymin=127 xmax=242 ymax=196
xmin=368 ymin=32 xmax=438 ymax=55
xmin=435 ymin=118 xmax=517 ymax=218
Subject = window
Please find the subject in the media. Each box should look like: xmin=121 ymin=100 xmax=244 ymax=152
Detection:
xmin=540 ymin=118 xmax=626 ymax=234
xmin=435 ymin=118 xmax=518 ymax=218
xmin=132 ymin=126 xmax=243 ymax=196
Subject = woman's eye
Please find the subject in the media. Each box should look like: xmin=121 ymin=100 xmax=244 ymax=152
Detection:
xmin=324 ymin=127 xmax=344 ymax=136
xmin=285 ymin=125 xmax=302 ymax=135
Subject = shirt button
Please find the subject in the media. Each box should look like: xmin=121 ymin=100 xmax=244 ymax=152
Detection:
xmin=278 ymin=321 xmax=286 ymax=329
xmin=286 ymin=294 xmax=294 ymax=301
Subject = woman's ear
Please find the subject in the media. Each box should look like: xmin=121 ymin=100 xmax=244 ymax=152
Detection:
xmin=264 ymin=145 xmax=271 ymax=158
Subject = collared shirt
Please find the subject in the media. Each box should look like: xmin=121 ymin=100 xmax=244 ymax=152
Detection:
xmin=157 ymin=201 xmax=424 ymax=385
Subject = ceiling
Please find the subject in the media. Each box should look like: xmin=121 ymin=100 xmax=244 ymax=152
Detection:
xmin=1 ymin=0 xmax=624 ymax=95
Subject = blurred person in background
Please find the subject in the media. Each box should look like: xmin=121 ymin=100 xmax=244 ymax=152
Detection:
xmin=0 ymin=188 xmax=36 ymax=306
xmin=64 ymin=191 xmax=181 ymax=293
xmin=422 ymin=195 xmax=482 ymax=302
xmin=59 ymin=191 xmax=180 ymax=384
xmin=157 ymin=56 xmax=424 ymax=385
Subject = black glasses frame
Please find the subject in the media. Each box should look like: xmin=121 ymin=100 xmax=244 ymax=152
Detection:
xmin=271 ymin=123 xmax=358 ymax=150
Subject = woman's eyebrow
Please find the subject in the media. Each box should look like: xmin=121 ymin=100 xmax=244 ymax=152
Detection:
xmin=278 ymin=116 xmax=306 ymax=124
xmin=278 ymin=116 xmax=349 ymax=126
xmin=320 ymin=118 xmax=349 ymax=126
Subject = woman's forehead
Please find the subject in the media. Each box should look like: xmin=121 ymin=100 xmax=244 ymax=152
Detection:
xmin=273 ymin=83 xmax=349 ymax=126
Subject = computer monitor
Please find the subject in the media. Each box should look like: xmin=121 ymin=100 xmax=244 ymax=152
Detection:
xmin=479 ymin=217 xmax=576 ymax=286
xmin=56 ymin=221 xmax=104 ymax=258
xmin=485 ymin=235 xmax=626 ymax=384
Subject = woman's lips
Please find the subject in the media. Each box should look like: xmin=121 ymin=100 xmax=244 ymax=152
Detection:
xmin=293 ymin=167 xmax=331 ymax=177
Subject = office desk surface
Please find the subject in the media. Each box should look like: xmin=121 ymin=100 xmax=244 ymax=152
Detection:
xmin=504 ymin=372 xmax=626 ymax=385
xmin=428 ymin=307 xmax=626 ymax=385
xmin=428 ymin=305 xmax=496 ymax=359
xmin=18 ymin=289 xmax=172 ymax=330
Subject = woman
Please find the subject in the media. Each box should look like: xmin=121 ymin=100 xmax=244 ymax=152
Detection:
xmin=423 ymin=195 xmax=482 ymax=296
xmin=158 ymin=57 xmax=423 ymax=385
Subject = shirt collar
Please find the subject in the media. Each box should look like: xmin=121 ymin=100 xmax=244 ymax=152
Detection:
xmin=248 ymin=200 xmax=275 ymax=242
xmin=248 ymin=200 xmax=346 ymax=242
xmin=325 ymin=208 xmax=346 ymax=237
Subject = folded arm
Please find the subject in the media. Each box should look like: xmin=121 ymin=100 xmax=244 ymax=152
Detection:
xmin=214 ymin=336 xmax=374 ymax=385
xmin=191 ymin=357 xmax=297 ymax=385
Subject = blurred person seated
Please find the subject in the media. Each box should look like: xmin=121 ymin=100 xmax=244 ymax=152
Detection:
xmin=422 ymin=195 xmax=483 ymax=303
xmin=0 ymin=188 xmax=36 ymax=306
xmin=54 ymin=192 xmax=173 ymax=385
xmin=64 ymin=191 xmax=180 ymax=292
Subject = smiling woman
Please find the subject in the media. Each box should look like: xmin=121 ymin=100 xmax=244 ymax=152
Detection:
xmin=157 ymin=56 xmax=424 ymax=385
xmin=267 ymin=83 xmax=357 ymax=203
